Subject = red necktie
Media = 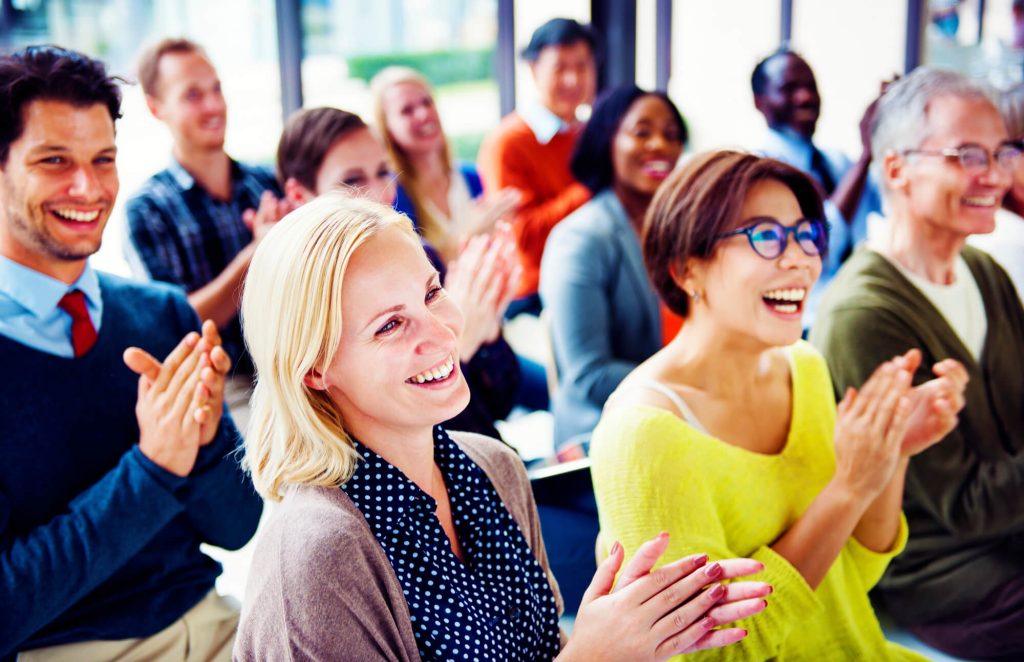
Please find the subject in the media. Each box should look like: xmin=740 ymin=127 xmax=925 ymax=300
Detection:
xmin=58 ymin=290 xmax=98 ymax=357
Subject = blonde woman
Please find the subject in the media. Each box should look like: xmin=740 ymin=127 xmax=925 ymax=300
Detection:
xmin=371 ymin=66 xmax=520 ymax=262
xmin=233 ymin=194 xmax=772 ymax=661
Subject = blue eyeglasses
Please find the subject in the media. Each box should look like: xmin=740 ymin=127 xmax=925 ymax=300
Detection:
xmin=714 ymin=218 xmax=830 ymax=260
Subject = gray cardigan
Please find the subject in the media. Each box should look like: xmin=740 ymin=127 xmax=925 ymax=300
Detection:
xmin=233 ymin=432 xmax=564 ymax=661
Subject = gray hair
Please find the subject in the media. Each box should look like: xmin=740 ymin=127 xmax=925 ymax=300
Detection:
xmin=999 ymin=82 xmax=1024 ymax=139
xmin=871 ymin=67 xmax=997 ymax=191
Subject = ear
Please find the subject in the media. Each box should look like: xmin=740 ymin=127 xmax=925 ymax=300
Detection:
xmin=303 ymin=368 xmax=328 ymax=391
xmin=144 ymin=94 xmax=163 ymax=120
xmin=669 ymin=257 xmax=702 ymax=298
xmin=284 ymin=177 xmax=315 ymax=206
xmin=882 ymin=149 xmax=909 ymax=194
xmin=753 ymin=93 xmax=766 ymax=116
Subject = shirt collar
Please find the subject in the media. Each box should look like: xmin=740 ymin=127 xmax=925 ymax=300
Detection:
xmin=519 ymin=101 xmax=570 ymax=145
xmin=763 ymin=127 xmax=815 ymax=164
xmin=167 ymin=156 xmax=244 ymax=192
xmin=0 ymin=256 xmax=101 ymax=320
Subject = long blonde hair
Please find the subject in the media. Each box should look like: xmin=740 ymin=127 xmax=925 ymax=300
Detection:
xmin=371 ymin=66 xmax=455 ymax=256
xmin=241 ymin=193 xmax=419 ymax=500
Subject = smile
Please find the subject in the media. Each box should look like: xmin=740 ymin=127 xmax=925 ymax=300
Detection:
xmin=51 ymin=208 xmax=101 ymax=223
xmin=406 ymin=355 xmax=456 ymax=384
xmin=762 ymin=287 xmax=807 ymax=315
xmin=642 ymin=159 xmax=673 ymax=178
xmin=962 ymin=196 xmax=997 ymax=207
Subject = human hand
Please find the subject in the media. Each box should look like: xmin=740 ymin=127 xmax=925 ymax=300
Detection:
xmin=242 ymin=190 xmax=294 ymax=245
xmin=445 ymin=231 xmax=516 ymax=359
xmin=832 ymin=354 xmax=915 ymax=501
xmin=124 ymin=332 xmax=210 ymax=476
xmin=901 ymin=355 xmax=967 ymax=457
xmin=560 ymin=533 xmax=770 ymax=661
xmin=464 ymin=187 xmax=521 ymax=238
xmin=125 ymin=321 xmax=233 ymax=445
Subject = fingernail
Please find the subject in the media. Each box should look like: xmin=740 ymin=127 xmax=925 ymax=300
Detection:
xmin=186 ymin=332 xmax=199 ymax=346
xmin=766 ymin=585 xmax=774 ymax=594
xmin=702 ymin=616 xmax=716 ymax=630
xmin=762 ymin=599 xmax=769 ymax=609
xmin=709 ymin=584 xmax=726 ymax=599
xmin=705 ymin=562 xmax=722 ymax=579
xmin=693 ymin=553 xmax=709 ymax=568
xmin=657 ymin=531 xmax=669 ymax=542
xmin=609 ymin=541 xmax=621 ymax=557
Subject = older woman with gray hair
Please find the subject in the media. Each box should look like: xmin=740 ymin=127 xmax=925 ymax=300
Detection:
xmin=812 ymin=67 xmax=1024 ymax=660
xmin=231 ymin=194 xmax=772 ymax=661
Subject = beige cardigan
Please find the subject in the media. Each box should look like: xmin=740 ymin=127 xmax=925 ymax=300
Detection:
xmin=233 ymin=432 xmax=564 ymax=661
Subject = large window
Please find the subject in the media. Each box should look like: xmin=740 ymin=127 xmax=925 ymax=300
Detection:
xmin=300 ymin=0 xmax=500 ymax=161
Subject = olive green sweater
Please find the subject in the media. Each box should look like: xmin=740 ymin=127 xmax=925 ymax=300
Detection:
xmin=811 ymin=246 xmax=1024 ymax=626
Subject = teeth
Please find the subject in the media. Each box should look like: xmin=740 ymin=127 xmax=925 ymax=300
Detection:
xmin=762 ymin=287 xmax=806 ymax=302
xmin=644 ymin=160 xmax=671 ymax=174
xmin=53 ymin=208 xmax=100 ymax=222
xmin=774 ymin=303 xmax=798 ymax=314
xmin=963 ymin=196 xmax=996 ymax=207
xmin=408 ymin=356 xmax=455 ymax=384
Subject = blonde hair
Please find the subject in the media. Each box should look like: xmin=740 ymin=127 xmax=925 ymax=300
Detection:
xmin=370 ymin=66 xmax=455 ymax=257
xmin=241 ymin=193 xmax=419 ymax=500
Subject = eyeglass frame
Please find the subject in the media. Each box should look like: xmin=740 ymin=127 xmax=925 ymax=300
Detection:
xmin=712 ymin=217 xmax=831 ymax=260
xmin=901 ymin=141 xmax=1024 ymax=172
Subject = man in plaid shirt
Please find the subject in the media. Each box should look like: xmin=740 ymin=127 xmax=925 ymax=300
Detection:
xmin=125 ymin=38 xmax=288 ymax=431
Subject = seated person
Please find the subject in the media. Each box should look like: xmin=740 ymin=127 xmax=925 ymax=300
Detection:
xmin=811 ymin=67 xmax=1024 ymax=660
xmin=0 ymin=45 xmax=260 ymax=660
xmin=125 ymin=38 xmax=287 ymax=432
xmin=233 ymin=193 xmax=772 ymax=660
xmin=372 ymin=66 xmax=548 ymax=411
xmin=540 ymin=84 xmax=686 ymax=448
xmin=969 ymin=81 xmax=1024 ymax=301
xmin=591 ymin=150 xmax=966 ymax=660
xmin=751 ymin=49 xmax=885 ymax=324
xmin=275 ymin=107 xmax=519 ymax=440
xmin=371 ymin=65 xmax=520 ymax=263
xmin=478 ymin=18 xmax=598 ymax=314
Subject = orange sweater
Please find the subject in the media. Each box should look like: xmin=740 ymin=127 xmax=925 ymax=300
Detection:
xmin=478 ymin=112 xmax=590 ymax=297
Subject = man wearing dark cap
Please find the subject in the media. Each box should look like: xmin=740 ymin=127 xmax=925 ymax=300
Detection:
xmin=478 ymin=18 xmax=599 ymax=315
xmin=0 ymin=45 xmax=260 ymax=660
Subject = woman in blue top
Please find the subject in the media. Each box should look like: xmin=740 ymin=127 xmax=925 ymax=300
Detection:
xmin=372 ymin=66 xmax=521 ymax=263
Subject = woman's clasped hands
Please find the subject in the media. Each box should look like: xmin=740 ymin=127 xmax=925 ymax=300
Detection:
xmin=559 ymin=532 xmax=771 ymax=661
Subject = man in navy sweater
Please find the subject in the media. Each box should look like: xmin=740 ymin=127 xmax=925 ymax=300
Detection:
xmin=0 ymin=46 xmax=262 ymax=659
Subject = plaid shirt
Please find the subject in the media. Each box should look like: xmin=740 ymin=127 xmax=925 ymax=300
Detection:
xmin=125 ymin=158 xmax=280 ymax=369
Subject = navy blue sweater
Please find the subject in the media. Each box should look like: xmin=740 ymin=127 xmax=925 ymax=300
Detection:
xmin=0 ymin=273 xmax=262 ymax=656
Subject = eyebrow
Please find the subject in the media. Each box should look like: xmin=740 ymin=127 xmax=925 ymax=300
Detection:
xmin=362 ymin=272 xmax=439 ymax=332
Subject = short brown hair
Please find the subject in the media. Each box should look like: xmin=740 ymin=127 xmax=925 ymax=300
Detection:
xmin=276 ymin=107 xmax=368 ymax=192
xmin=643 ymin=150 xmax=824 ymax=317
xmin=136 ymin=37 xmax=205 ymax=97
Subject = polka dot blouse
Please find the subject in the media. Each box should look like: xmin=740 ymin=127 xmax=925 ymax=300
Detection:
xmin=342 ymin=426 xmax=562 ymax=661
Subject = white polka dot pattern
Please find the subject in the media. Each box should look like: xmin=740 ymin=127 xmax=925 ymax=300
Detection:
xmin=342 ymin=427 xmax=562 ymax=661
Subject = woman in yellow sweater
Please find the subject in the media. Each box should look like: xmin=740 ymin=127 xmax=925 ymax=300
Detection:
xmin=590 ymin=150 xmax=969 ymax=660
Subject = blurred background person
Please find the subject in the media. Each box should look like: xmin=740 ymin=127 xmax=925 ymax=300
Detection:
xmin=478 ymin=18 xmax=598 ymax=316
xmin=371 ymin=65 xmax=520 ymax=264
xmin=540 ymin=84 xmax=686 ymax=450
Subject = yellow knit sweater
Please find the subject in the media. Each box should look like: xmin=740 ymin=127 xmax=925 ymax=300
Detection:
xmin=590 ymin=341 xmax=925 ymax=661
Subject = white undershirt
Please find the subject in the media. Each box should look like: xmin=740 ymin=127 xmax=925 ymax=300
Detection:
xmin=891 ymin=255 xmax=987 ymax=359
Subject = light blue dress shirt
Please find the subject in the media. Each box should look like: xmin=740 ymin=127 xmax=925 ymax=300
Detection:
xmin=518 ymin=101 xmax=570 ymax=145
xmin=0 ymin=256 xmax=103 ymax=357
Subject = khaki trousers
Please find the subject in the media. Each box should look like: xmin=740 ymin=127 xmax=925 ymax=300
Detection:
xmin=19 ymin=591 xmax=239 ymax=662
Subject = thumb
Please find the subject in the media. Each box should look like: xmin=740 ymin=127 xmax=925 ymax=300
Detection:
xmin=579 ymin=540 xmax=623 ymax=607
xmin=124 ymin=347 xmax=162 ymax=381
